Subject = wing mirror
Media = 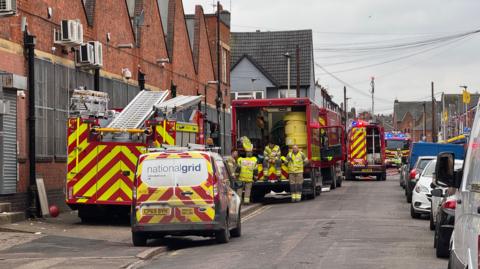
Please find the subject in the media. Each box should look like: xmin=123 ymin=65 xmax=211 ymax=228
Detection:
xmin=434 ymin=152 xmax=461 ymax=188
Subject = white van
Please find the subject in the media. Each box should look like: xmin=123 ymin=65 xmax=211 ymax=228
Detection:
xmin=435 ymin=102 xmax=479 ymax=269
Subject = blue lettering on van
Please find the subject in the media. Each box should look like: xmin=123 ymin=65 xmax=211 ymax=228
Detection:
xmin=146 ymin=164 xmax=202 ymax=174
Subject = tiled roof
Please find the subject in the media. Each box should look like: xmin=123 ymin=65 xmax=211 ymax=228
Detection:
xmin=231 ymin=30 xmax=313 ymax=87
xmin=394 ymin=101 xmax=440 ymax=122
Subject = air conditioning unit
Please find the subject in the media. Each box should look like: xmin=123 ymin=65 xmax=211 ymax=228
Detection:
xmin=88 ymin=41 xmax=103 ymax=68
xmin=54 ymin=19 xmax=83 ymax=46
xmin=0 ymin=0 xmax=16 ymax=16
xmin=75 ymin=43 xmax=94 ymax=67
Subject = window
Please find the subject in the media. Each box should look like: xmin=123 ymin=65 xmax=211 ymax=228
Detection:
xmin=278 ymin=89 xmax=296 ymax=98
xmin=232 ymin=91 xmax=264 ymax=100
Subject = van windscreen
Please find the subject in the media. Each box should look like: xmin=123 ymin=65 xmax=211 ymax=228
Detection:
xmin=141 ymin=158 xmax=209 ymax=187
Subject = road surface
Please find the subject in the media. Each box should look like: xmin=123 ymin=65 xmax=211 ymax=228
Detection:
xmin=141 ymin=172 xmax=447 ymax=269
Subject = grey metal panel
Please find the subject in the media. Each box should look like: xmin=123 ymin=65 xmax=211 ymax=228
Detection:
xmin=1 ymin=90 xmax=17 ymax=194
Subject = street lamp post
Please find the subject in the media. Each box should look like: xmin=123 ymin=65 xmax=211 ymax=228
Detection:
xmin=284 ymin=52 xmax=291 ymax=94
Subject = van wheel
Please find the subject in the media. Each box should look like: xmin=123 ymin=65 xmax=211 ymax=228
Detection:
xmin=132 ymin=232 xmax=147 ymax=247
xmin=215 ymin=217 xmax=230 ymax=244
xmin=230 ymin=209 xmax=242 ymax=238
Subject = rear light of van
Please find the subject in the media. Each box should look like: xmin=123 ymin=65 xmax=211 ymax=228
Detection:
xmin=213 ymin=184 xmax=219 ymax=202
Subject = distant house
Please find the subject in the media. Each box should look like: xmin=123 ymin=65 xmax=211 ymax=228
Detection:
xmin=441 ymin=93 xmax=480 ymax=139
xmin=393 ymin=100 xmax=441 ymax=142
xmin=230 ymin=30 xmax=315 ymax=101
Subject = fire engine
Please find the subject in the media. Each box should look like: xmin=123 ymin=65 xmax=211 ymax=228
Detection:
xmin=231 ymin=97 xmax=345 ymax=202
xmin=384 ymin=132 xmax=411 ymax=167
xmin=66 ymin=88 xmax=204 ymax=221
xmin=345 ymin=120 xmax=386 ymax=181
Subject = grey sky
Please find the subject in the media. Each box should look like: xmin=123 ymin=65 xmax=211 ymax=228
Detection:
xmin=183 ymin=0 xmax=480 ymax=113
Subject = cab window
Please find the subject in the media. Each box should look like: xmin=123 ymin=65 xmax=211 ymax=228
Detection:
xmin=140 ymin=158 xmax=209 ymax=187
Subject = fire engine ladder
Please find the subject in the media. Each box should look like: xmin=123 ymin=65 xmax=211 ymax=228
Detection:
xmin=154 ymin=95 xmax=203 ymax=117
xmin=107 ymin=90 xmax=169 ymax=129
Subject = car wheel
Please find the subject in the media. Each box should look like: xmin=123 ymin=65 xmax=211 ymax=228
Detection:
xmin=132 ymin=232 xmax=147 ymax=247
xmin=406 ymin=190 xmax=412 ymax=203
xmin=435 ymin=227 xmax=450 ymax=258
xmin=410 ymin=204 xmax=421 ymax=219
xmin=215 ymin=216 xmax=230 ymax=244
xmin=230 ymin=209 xmax=242 ymax=238
xmin=447 ymin=250 xmax=454 ymax=269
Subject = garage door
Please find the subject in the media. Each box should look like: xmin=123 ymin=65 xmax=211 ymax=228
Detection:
xmin=0 ymin=89 xmax=17 ymax=194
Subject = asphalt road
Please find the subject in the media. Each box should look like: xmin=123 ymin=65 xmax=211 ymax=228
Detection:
xmin=140 ymin=172 xmax=447 ymax=269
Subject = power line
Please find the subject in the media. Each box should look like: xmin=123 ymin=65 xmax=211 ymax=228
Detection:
xmin=315 ymin=62 xmax=391 ymax=102
xmin=317 ymin=35 xmax=473 ymax=75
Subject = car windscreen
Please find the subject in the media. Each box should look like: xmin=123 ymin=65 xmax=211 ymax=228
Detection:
xmin=140 ymin=158 xmax=209 ymax=187
xmin=386 ymin=140 xmax=409 ymax=150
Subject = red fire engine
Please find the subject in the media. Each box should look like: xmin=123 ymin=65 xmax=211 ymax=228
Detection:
xmin=231 ymin=97 xmax=345 ymax=202
xmin=345 ymin=120 xmax=386 ymax=181
xmin=66 ymin=89 xmax=204 ymax=221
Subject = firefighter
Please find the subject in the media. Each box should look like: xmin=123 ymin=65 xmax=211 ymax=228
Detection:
xmin=263 ymin=140 xmax=281 ymax=179
xmin=286 ymin=144 xmax=308 ymax=202
xmin=236 ymin=137 xmax=258 ymax=204
xmin=226 ymin=149 xmax=239 ymax=180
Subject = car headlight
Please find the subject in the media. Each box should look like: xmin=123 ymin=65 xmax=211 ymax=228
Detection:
xmin=415 ymin=184 xmax=429 ymax=193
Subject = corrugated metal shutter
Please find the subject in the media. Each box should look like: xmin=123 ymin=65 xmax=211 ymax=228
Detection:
xmin=0 ymin=90 xmax=17 ymax=194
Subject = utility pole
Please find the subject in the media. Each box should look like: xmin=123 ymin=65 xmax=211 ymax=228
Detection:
xmin=296 ymin=45 xmax=300 ymax=98
xmin=431 ymin=82 xmax=436 ymax=142
xmin=370 ymin=77 xmax=375 ymax=121
xmin=460 ymin=85 xmax=468 ymax=132
xmin=423 ymin=102 xmax=427 ymax=141
xmin=442 ymin=93 xmax=446 ymax=141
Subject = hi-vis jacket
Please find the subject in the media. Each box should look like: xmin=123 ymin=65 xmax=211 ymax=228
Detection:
xmin=264 ymin=145 xmax=281 ymax=162
xmin=287 ymin=151 xmax=307 ymax=173
xmin=237 ymin=156 xmax=258 ymax=182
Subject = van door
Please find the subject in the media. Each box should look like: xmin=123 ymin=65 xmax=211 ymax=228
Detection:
xmin=456 ymin=112 xmax=480 ymax=265
xmin=135 ymin=153 xmax=215 ymax=225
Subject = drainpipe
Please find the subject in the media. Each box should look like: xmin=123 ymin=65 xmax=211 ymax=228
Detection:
xmin=24 ymin=30 xmax=39 ymax=218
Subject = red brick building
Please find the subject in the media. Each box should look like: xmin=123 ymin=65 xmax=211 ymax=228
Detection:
xmin=0 ymin=0 xmax=231 ymax=212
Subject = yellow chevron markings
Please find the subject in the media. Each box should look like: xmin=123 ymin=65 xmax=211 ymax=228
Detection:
xmin=156 ymin=125 xmax=175 ymax=145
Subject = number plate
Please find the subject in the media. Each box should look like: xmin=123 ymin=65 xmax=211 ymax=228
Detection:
xmin=142 ymin=207 xmax=171 ymax=216
xmin=361 ymin=169 xmax=373 ymax=172
xmin=180 ymin=208 xmax=194 ymax=216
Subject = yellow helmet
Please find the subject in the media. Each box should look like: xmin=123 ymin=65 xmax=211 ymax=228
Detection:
xmin=240 ymin=136 xmax=253 ymax=152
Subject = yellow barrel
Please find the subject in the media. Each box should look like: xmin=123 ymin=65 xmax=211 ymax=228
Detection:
xmin=285 ymin=121 xmax=307 ymax=135
xmin=285 ymin=133 xmax=307 ymax=146
xmin=283 ymin=112 xmax=306 ymax=122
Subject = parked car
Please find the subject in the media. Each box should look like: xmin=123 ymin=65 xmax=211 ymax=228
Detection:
xmin=411 ymin=159 xmax=463 ymax=219
xmin=131 ymin=149 xmax=243 ymax=246
xmin=433 ymin=193 xmax=457 ymax=258
xmin=410 ymin=159 xmax=435 ymax=218
xmin=405 ymin=156 xmax=435 ymax=203
xmin=430 ymin=159 xmax=464 ymax=231
xmin=435 ymin=147 xmax=479 ymax=268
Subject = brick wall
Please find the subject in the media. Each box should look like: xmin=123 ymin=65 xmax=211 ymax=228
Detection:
xmin=0 ymin=0 xmax=231 ymax=212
